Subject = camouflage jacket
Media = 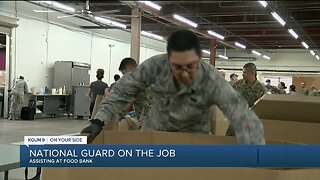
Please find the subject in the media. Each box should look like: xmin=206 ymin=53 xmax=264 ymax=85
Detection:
xmin=265 ymin=85 xmax=282 ymax=94
xmin=300 ymin=88 xmax=309 ymax=96
xmin=95 ymin=54 xmax=265 ymax=144
xmin=309 ymin=90 xmax=318 ymax=96
xmin=279 ymin=89 xmax=287 ymax=94
xmin=133 ymin=88 xmax=152 ymax=120
xmin=233 ymin=79 xmax=266 ymax=107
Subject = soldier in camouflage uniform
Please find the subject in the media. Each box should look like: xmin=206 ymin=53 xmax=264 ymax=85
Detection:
xmin=264 ymin=79 xmax=281 ymax=94
xmin=226 ymin=63 xmax=266 ymax=136
xmin=309 ymin=85 xmax=318 ymax=96
xmin=300 ymin=81 xmax=309 ymax=95
xmin=82 ymin=29 xmax=265 ymax=145
xmin=277 ymin=82 xmax=287 ymax=94
xmin=114 ymin=57 xmax=152 ymax=126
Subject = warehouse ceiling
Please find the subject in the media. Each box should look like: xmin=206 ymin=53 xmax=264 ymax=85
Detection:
xmin=25 ymin=1 xmax=320 ymax=51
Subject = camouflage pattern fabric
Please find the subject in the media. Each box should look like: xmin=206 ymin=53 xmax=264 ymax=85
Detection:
xmin=300 ymin=88 xmax=309 ymax=96
xmin=309 ymin=90 xmax=318 ymax=96
xmin=279 ymin=89 xmax=287 ymax=94
xmin=233 ymin=79 xmax=267 ymax=107
xmin=265 ymin=84 xmax=282 ymax=94
xmin=94 ymin=54 xmax=265 ymax=144
xmin=226 ymin=78 xmax=266 ymax=136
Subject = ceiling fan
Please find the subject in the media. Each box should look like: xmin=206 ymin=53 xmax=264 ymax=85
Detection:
xmin=33 ymin=0 xmax=128 ymax=23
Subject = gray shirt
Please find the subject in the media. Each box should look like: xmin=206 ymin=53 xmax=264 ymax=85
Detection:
xmin=95 ymin=54 xmax=265 ymax=144
xmin=89 ymin=80 xmax=108 ymax=103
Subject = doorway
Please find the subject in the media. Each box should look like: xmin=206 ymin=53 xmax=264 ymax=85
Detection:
xmin=0 ymin=33 xmax=6 ymax=117
xmin=0 ymin=26 xmax=13 ymax=118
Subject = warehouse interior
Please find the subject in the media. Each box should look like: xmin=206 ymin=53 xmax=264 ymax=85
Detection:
xmin=0 ymin=1 xmax=320 ymax=179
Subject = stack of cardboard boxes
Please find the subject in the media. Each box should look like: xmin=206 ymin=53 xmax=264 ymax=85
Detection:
xmin=43 ymin=94 xmax=320 ymax=180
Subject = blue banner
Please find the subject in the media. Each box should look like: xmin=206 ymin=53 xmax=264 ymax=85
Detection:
xmin=20 ymin=145 xmax=320 ymax=168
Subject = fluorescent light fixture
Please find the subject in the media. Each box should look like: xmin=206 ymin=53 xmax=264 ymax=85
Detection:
xmin=173 ymin=14 xmax=198 ymax=28
xmin=310 ymin=50 xmax=315 ymax=56
xmin=207 ymin=30 xmax=225 ymax=40
xmin=288 ymin=29 xmax=298 ymax=39
xmin=33 ymin=9 xmax=56 ymax=13
xmin=252 ymin=50 xmax=261 ymax=56
xmin=94 ymin=16 xmax=127 ymax=29
xmin=301 ymin=42 xmax=309 ymax=49
xmin=141 ymin=31 xmax=164 ymax=40
xmin=235 ymin=42 xmax=246 ymax=49
xmin=258 ymin=1 xmax=268 ymax=7
xmin=40 ymin=1 xmax=75 ymax=13
xmin=263 ymin=55 xmax=271 ymax=60
xmin=139 ymin=1 xmax=162 ymax=11
xmin=316 ymin=55 xmax=320 ymax=60
xmin=202 ymin=50 xmax=210 ymax=55
xmin=218 ymin=54 xmax=228 ymax=60
xmin=271 ymin=12 xmax=286 ymax=26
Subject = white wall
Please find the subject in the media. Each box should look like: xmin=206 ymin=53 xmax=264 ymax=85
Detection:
xmin=0 ymin=1 xmax=166 ymax=90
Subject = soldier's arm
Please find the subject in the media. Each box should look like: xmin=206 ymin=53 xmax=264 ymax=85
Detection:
xmin=259 ymin=84 xmax=267 ymax=97
xmin=94 ymin=57 xmax=155 ymax=125
xmin=207 ymin=68 xmax=265 ymax=144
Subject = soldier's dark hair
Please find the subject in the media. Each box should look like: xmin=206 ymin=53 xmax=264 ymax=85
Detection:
xmin=243 ymin=62 xmax=257 ymax=76
xmin=290 ymin=85 xmax=296 ymax=92
xmin=114 ymin=74 xmax=120 ymax=81
xmin=19 ymin=76 xmax=24 ymax=80
xmin=96 ymin=69 xmax=104 ymax=80
xmin=167 ymin=29 xmax=201 ymax=57
xmin=118 ymin=57 xmax=137 ymax=71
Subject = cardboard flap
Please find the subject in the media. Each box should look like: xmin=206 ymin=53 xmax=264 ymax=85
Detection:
xmin=252 ymin=94 xmax=320 ymax=123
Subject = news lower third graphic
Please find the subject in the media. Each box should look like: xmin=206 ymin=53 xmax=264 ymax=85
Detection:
xmin=20 ymin=136 xmax=320 ymax=168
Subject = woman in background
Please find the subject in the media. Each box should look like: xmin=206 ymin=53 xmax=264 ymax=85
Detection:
xmin=289 ymin=85 xmax=298 ymax=95
xmin=88 ymin=69 xmax=108 ymax=118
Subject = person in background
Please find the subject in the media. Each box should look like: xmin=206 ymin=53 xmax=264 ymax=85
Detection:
xmin=108 ymin=74 xmax=120 ymax=93
xmin=233 ymin=63 xmax=266 ymax=107
xmin=226 ymin=62 xmax=266 ymax=136
xmin=8 ymin=76 xmax=29 ymax=120
xmin=117 ymin=57 xmax=152 ymax=124
xmin=309 ymin=84 xmax=318 ymax=96
xmin=264 ymin=79 xmax=280 ymax=94
xmin=300 ymin=81 xmax=309 ymax=95
xmin=88 ymin=69 xmax=108 ymax=118
xmin=289 ymin=85 xmax=298 ymax=95
xmin=82 ymin=29 xmax=265 ymax=145
xmin=229 ymin=73 xmax=238 ymax=86
xmin=277 ymin=82 xmax=287 ymax=94
xmin=219 ymin=69 xmax=226 ymax=79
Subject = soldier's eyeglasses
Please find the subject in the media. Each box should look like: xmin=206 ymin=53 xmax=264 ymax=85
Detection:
xmin=170 ymin=61 xmax=200 ymax=73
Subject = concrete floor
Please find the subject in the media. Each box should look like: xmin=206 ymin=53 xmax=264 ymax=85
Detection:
xmin=0 ymin=117 xmax=90 ymax=180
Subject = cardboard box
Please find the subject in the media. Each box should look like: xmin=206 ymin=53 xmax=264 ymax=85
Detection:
xmin=211 ymin=105 xmax=230 ymax=135
xmin=42 ymin=131 xmax=320 ymax=180
xmin=252 ymin=94 xmax=320 ymax=144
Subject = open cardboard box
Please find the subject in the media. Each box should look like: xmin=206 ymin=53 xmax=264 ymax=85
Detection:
xmin=210 ymin=105 xmax=230 ymax=136
xmin=42 ymin=131 xmax=320 ymax=180
xmin=252 ymin=94 xmax=320 ymax=144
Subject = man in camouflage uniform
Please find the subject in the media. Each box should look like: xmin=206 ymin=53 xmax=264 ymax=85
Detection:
xmin=265 ymin=79 xmax=281 ymax=94
xmin=226 ymin=63 xmax=266 ymax=136
xmin=114 ymin=57 xmax=152 ymax=127
xmin=300 ymin=81 xmax=309 ymax=95
xmin=309 ymin=84 xmax=318 ymax=96
xmin=82 ymin=29 xmax=265 ymax=145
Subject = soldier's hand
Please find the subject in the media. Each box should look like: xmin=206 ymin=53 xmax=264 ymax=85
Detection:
xmin=81 ymin=119 xmax=104 ymax=143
